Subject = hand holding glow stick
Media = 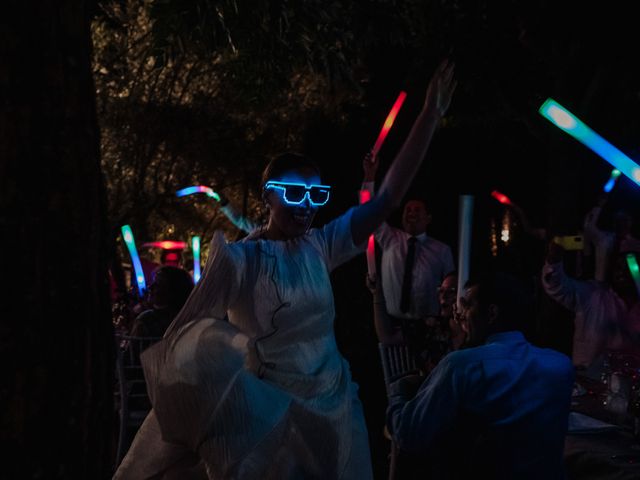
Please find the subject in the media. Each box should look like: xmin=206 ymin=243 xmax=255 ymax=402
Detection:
xmin=539 ymin=99 xmax=640 ymax=187
xmin=121 ymin=225 xmax=146 ymax=297
xmin=491 ymin=190 xmax=512 ymax=206
xmin=603 ymin=169 xmax=621 ymax=193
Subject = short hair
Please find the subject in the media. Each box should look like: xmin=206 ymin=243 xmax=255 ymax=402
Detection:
xmin=443 ymin=270 xmax=458 ymax=282
xmin=261 ymin=152 xmax=321 ymax=187
xmin=465 ymin=271 xmax=532 ymax=332
xmin=153 ymin=266 xmax=194 ymax=309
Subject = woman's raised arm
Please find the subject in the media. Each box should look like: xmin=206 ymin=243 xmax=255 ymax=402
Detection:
xmin=351 ymin=60 xmax=456 ymax=246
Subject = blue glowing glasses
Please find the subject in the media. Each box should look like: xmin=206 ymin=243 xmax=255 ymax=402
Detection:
xmin=264 ymin=181 xmax=331 ymax=206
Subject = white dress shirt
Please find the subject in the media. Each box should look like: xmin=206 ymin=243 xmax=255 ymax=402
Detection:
xmin=377 ymin=223 xmax=454 ymax=319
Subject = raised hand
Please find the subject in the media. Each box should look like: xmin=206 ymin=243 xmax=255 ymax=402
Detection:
xmin=424 ymin=59 xmax=457 ymax=118
xmin=363 ymin=150 xmax=380 ymax=182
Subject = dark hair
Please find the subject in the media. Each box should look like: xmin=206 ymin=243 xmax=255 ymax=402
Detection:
xmin=153 ymin=266 xmax=194 ymax=309
xmin=261 ymin=152 xmax=321 ymax=187
xmin=443 ymin=270 xmax=458 ymax=281
xmin=465 ymin=271 xmax=532 ymax=333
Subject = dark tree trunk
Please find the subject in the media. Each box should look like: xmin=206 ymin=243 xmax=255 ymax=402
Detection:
xmin=0 ymin=1 xmax=114 ymax=478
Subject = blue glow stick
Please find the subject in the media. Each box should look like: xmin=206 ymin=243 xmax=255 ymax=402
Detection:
xmin=539 ymin=99 xmax=640 ymax=187
xmin=603 ymin=169 xmax=621 ymax=193
xmin=192 ymin=236 xmax=201 ymax=283
xmin=121 ymin=225 xmax=147 ymax=297
xmin=176 ymin=185 xmax=221 ymax=201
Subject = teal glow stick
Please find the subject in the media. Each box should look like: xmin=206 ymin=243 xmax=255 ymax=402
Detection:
xmin=192 ymin=236 xmax=201 ymax=283
xmin=121 ymin=225 xmax=147 ymax=296
xmin=627 ymin=253 xmax=640 ymax=296
xmin=539 ymin=99 xmax=640 ymax=187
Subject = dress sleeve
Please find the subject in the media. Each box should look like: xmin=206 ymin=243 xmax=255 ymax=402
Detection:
xmin=541 ymin=261 xmax=586 ymax=312
xmin=316 ymin=207 xmax=366 ymax=271
xmin=375 ymin=222 xmax=396 ymax=249
xmin=164 ymin=231 xmax=244 ymax=337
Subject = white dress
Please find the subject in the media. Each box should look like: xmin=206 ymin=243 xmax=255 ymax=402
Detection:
xmin=115 ymin=208 xmax=373 ymax=479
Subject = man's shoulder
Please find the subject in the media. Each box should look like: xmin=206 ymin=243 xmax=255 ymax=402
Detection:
xmin=424 ymin=235 xmax=452 ymax=251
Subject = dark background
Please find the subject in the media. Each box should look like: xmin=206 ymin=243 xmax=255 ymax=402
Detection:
xmin=2 ymin=0 xmax=640 ymax=478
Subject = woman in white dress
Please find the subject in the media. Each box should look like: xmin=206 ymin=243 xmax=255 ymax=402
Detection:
xmin=115 ymin=60 xmax=456 ymax=479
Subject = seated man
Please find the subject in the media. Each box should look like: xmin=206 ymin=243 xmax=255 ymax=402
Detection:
xmin=368 ymin=271 xmax=463 ymax=374
xmin=387 ymin=272 xmax=574 ymax=479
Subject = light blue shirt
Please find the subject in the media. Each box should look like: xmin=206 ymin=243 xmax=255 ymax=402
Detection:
xmin=387 ymin=331 xmax=574 ymax=479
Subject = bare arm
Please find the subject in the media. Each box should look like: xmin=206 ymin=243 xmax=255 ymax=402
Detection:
xmin=218 ymin=192 xmax=260 ymax=234
xmin=351 ymin=60 xmax=457 ymax=246
xmin=367 ymin=276 xmax=404 ymax=344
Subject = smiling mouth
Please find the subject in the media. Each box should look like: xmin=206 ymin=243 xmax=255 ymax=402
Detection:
xmin=292 ymin=212 xmax=311 ymax=224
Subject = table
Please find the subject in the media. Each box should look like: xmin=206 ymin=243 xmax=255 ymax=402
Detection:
xmin=565 ymin=376 xmax=640 ymax=480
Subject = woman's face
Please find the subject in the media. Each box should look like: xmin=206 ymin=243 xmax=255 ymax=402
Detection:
xmin=264 ymin=168 xmax=322 ymax=240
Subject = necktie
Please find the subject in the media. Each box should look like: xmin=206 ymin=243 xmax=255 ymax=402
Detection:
xmin=400 ymin=236 xmax=417 ymax=313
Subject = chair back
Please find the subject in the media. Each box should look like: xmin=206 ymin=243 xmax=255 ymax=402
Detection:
xmin=378 ymin=342 xmax=417 ymax=395
xmin=113 ymin=334 xmax=162 ymax=466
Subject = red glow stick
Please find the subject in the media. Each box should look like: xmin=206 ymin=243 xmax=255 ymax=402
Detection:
xmin=143 ymin=241 xmax=188 ymax=250
xmin=491 ymin=190 xmax=512 ymax=206
xmin=359 ymin=188 xmax=377 ymax=280
xmin=371 ymin=91 xmax=407 ymax=157
xmin=366 ymin=235 xmax=376 ymax=280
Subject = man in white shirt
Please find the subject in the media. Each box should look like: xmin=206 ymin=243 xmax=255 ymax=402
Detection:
xmin=362 ymin=154 xmax=454 ymax=324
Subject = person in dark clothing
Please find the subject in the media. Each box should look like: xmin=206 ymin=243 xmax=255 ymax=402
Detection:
xmin=130 ymin=265 xmax=194 ymax=338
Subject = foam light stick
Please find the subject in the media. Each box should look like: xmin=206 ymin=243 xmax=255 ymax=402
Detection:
xmin=192 ymin=236 xmax=201 ymax=283
xmin=176 ymin=185 xmax=221 ymax=202
xmin=491 ymin=190 xmax=512 ymax=206
xmin=371 ymin=91 xmax=407 ymax=157
xmin=539 ymin=99 xmax=640 ymax=186
xmin=603 ymin=169 xmax=621 ymax=193
xmin=360 ymin=92 xmax=407 ymax=281
xmin=627 ymin=254 xmax=640 ymax=296
xmin=121 ymin=225 xmax=147 ymax=297
xmin=358 ymin=187 xmax=376 ymax=280
xmin=456 ymin=195 xmax=474 ymax=309
xmin=142 ymin=241 xmax=188 ymax=250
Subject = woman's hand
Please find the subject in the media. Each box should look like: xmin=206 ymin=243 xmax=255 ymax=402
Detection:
xmin=363 ymin=150 xmax=380 ymax=182
xmin=423 ymin=59 xmax=457 ymax=118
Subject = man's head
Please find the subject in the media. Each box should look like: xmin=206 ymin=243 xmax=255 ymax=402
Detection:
xmin=459 ymin=272 xmax=531 ymax=346
xmin=149 ymin=265 xmax=194 ymax=310
xmin=438 ymin=271 xmax=458 ymax=319
xmin=402 ymin=199 xmax=431 ymax=236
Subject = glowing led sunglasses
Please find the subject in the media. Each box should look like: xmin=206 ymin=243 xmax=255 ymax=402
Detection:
xmin=264 ymin=181 xmax=331 ymax=206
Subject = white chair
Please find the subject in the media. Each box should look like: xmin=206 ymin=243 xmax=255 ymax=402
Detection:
xmin=114 ymin=334 xmax=162 ymax=467
xmin=378 ymin=342 xmax=418 ymax=480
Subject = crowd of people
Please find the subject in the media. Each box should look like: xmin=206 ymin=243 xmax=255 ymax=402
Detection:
xmin=109 ymin=59 xmax=640 ymax=479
